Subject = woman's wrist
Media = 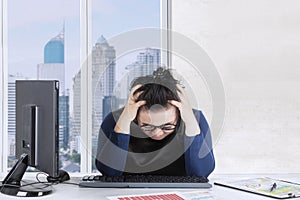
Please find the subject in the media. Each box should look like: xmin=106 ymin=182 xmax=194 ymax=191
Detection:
xmin=114 ymin=113 xmax=132 ymax=134
xmin=183 ymin=115 xmax=201 ymax=137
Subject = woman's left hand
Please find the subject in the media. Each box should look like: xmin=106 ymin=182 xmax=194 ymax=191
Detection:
xmin=168 ymin=84 xmax=201 ymax=137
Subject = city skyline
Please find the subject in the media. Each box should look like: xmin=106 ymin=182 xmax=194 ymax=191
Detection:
xmin=6 ymin=31 xmax=163 ymax=171
xmin=6 ymin=0 xmax=161 ymax=171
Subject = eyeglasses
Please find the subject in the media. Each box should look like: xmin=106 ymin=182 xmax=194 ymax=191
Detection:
xmin=140 ymin=123 xmax=177 ymax=133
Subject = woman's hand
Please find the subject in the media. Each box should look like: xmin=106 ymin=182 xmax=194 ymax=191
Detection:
xmin=168 ymin=84 xmax=201 ymax=137
xmin=114 ymin=84 xmax=146 ymax=134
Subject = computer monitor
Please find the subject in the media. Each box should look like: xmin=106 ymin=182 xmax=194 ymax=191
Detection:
xmin=0 ymin=80 xmax=69 ymax=197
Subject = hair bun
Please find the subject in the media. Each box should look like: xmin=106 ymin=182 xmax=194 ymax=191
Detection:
xmin=153 ymin=67 xmax=174 ymax=83
xmin=131 ymin=67 xmax=178 ymax=89
xmin=153 ymin=67 xmax=165 ymax=78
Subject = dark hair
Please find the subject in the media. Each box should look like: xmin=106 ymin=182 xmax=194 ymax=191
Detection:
xmin=131 ymin=67 xmax=180 ymax=109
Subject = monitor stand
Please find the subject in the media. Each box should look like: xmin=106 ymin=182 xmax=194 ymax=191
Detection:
xmin=0 ymin=154 xmax=67 ymax=197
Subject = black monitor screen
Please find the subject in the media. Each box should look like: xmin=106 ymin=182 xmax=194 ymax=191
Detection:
xmin=0 ymin=80 xmax=69 ymax=197
xmin=16 ymin=80 xmax=59 ymax=177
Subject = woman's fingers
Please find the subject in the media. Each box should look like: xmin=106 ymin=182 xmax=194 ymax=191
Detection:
xmin=132 ymin=91 xmax=143 ymax=101
xmin=168 ymin=100 xmax=182 ymax=109
xmin=130 ymin=84 xmax=143 ymax=96
xmin=129 ymin=84 xmax=144 ymax=102
xmin=176 ymin=84 xmax=184 ymax=94
xmin=136 ymin=100 xmax=146 ymax=107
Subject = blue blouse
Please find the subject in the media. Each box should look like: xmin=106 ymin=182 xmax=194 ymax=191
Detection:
xmin=95 ymin=109 xmax=215 ymax=178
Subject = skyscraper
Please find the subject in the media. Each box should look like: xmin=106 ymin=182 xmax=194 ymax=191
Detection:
xmin=37 ymin=28 xmax=69 ymax=149
xmin=44 ymin=31 xmax=64 ymax=64
xmin=7 ymin=74 xmax=28 ymax=168
xmin=7 ymin=77 xmax=16 ymax=157
xmin=92 ymin=35 xmax=116 ymax=135
xmin=37 ymin=29 xmax=65 ymax=92
xmin=72 ymin=35 xmax=116 ymax=144
xmin=71 ymin=70 xmax=81 ymax=153
xmin=7 ymin=75 xmax=19 ymax=157
xmin=124 ymin=48 xmax=161 ymax=97
xmin=127 ymin=48 xmax=161 ymax=73
xmin=59 ymin=91 xmax=70 ymax=148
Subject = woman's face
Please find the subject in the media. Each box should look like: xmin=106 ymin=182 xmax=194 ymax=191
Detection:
xmin=137 ymin=104 xmax=178 ymax=140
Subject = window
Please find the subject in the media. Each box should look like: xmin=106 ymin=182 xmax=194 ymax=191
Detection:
xmin=90 ymin=0 xmax=161 ymax=172
xmin=6 ymin=0 xmax=80 ymax=172
xmin=2 ymin=0 xmax=163 ymax=173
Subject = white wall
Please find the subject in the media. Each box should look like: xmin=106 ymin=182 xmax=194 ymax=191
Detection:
xmin=172 ymin=0 xmax=300 ymax=173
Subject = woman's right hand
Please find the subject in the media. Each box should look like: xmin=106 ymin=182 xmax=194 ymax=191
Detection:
xmin=114 ymin=84 xmax=146 ymax=134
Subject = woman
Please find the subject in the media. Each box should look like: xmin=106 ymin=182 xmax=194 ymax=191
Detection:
xmin=95 ymin=68 xmax=215 ymax=177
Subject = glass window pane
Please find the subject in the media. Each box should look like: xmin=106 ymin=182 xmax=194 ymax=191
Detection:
xmin=91 ymin=0 xmax=161 ymax=172
xmin=7 ymin=0 xmax=81 ymax=172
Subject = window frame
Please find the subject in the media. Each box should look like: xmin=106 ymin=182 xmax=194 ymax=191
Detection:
xmin=161 ymin=0 xmax=172 ymax=67
xmin=1 ymin=0 xmax=8 ymax=174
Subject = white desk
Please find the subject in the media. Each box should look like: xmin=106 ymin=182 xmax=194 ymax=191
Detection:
xmin=1 ymin=173 xmax=300 ymax=200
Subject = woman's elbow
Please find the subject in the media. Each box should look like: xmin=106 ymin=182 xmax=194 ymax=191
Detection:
xmin=95 ymin=159 xmax=123 ymax=176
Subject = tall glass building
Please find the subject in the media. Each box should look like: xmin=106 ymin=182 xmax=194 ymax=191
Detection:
xmin=37 ymin=29 xmax=65 ymax=91
xmin=124 ymin=48 xmax=161 ymax=97
xmin=92 ymin=35 xmax=116 ymax=135
xmin=44 ymin=30 xmax=64 ymax=63
xmin=37 ymin=28 xmax=69 ymax=149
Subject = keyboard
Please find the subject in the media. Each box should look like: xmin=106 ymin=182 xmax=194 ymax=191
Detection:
xmin=79 ymin=175 xmax=212 ymax=188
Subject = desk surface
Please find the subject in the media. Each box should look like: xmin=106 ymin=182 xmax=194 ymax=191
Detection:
xmin=1 ymin=173 xmax=300 ymax=200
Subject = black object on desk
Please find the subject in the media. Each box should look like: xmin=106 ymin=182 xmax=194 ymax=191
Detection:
xmin=79 ymin=174 xmax=211 ymax=188
xmin=270 ymin=182 xmax=277 ymax=192
xmin=0 ymin=81 xmax=70 ymax=197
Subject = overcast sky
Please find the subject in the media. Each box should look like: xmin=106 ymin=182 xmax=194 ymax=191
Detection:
xmin=7 ymin=0 xmax=160 ymax=89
